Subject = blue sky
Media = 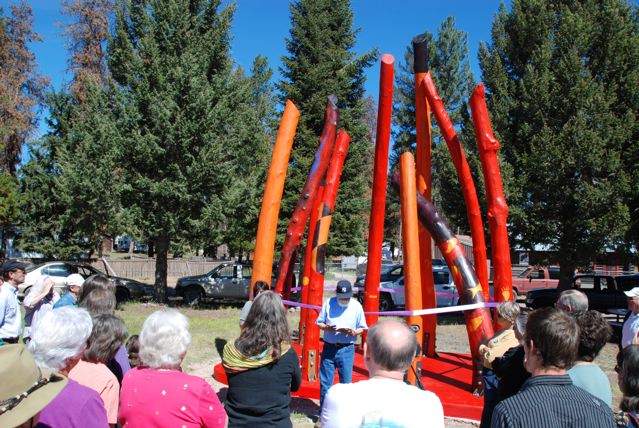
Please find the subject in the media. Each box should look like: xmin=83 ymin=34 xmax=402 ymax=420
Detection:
xmin=4 ymin=0 xmax=510 ymax=138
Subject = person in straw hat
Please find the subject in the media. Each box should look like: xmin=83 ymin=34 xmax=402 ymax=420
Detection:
xmin=0 ymin=344 xmax=66 ymax=427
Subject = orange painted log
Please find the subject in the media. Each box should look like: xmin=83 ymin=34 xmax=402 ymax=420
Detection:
xmin=298 ymin=185 xmax=325 ymax=347
xmin=302 ymin=131 xmax=350 ymax=382
xmin=251 ymin=100 xmax=300 ymax=298
xmin=398 ymin=152 xmax=424 ymax=386
xmin=413 ymin=34 xmax=437 ymax=357
xmin=363 ymin=54 xmax=394 ymax=330
xmin=275 ymin=96 xmax=339 ymax=294
xmin=421 ymin=72 xmax=489 ymax=302
xmin=470 ymin=84 xmax=513 ymax=303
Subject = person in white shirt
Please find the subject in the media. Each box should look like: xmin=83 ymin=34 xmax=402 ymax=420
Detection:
xmin=320 ymin=318 xmax=444 ymax=428
xmin=622 ymin=288 xmax=639 ymax=348
xmin=0 ymin=259 xmax=29 ymax=344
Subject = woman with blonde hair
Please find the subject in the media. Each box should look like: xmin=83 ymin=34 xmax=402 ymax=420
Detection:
xmin=478 ymin=300 xmax=521 ymax=428
xmin=223 ymin=291 xmax=301 ymax=427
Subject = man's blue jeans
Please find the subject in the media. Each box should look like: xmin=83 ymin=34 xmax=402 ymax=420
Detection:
xmin=319 ymin=342 xmax=355 ymax=409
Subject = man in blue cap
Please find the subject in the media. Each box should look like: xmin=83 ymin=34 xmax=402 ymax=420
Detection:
xmin=316 ymin=279 xmax=367 ymax=413
xmin=0 ymin=259 xmax=29 ymax=344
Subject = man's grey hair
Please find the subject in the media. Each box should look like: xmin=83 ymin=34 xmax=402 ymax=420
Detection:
xmin=366 ymin=319 xmax=417 ymax=372
xmin=140 ymin=309 xmax=191 ymax=369
xmin=556 ymin=289 xmax=588 ymax=313
xmin=28 ymin=307 xmax=93 ymax=371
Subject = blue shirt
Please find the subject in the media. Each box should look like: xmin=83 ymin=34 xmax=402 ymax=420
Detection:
xmin=491 ymin=374 xmax=615 ymax=428
xmin=316 ymin=297 xmax=367 ymax=344
xmin=53 ymin=292 xmax=77 ymax=309
xmin=0 ymin=282 xmax=22 ymax=338
xmin=568 ymin=363 xmax=612 ymax=407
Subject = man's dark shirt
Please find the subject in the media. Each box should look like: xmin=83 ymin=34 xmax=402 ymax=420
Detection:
xmin=491 ymin=375 xmax=615 ymax=428
xmin=492 ymin=345 xmax=530 ymax=401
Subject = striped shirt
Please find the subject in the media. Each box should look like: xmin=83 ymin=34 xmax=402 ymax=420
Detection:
xmin=491 ymin=375 xmax=615 ymax=428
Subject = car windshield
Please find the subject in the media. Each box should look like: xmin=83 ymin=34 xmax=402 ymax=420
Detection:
xmin=26 ymin=263 xmax=45 ymax=273
xmin=518 ymin=267 xmax=532 ymax=278
xmin=433 ymin=271 xmax=450 ymax=285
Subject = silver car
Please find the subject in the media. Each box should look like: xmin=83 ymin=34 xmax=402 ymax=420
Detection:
xmin=382 ymin=265 xmax=459 ymax=311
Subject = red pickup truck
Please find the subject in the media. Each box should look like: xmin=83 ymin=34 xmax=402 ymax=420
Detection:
xmin=512 ymin=266 xmax=560 ymax=299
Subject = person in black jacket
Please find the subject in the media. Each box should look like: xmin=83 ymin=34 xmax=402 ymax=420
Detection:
xmin=492 ymin=315 xmax=531 ymax=402
xmin=222 ymin=291 xmax=302 ymax=427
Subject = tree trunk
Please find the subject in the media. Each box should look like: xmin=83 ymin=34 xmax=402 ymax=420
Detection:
xmin=558 ymin=260 xmax=576 ymax=290
xmin=154 ymin=236 xmax=169 ymax=302
xmin=128 ymin=239 xmax=134 ymax=259
xmin=147 ymin=241 xmax=154 ymax=258
xmin=0 ymin=226 xmax=7 ymax=259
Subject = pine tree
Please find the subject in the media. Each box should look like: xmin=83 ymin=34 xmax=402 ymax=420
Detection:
xmin=0 ymin=1 xmax=48 ymax=175
xmin=479 ymin=0 xmax=639 ymax=284
xmin=387 ymin=17 xmax=477 ymax=246
xmin=62 ymin=0 xmax=113 ymax=99
xmin=107 ymin=0 xmax=237 ymax=300
xmin=278 ymin=0 xmax=378 ymax=257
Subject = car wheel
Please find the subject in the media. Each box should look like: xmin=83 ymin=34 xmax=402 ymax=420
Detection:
xmin=184 ymin=286 xmax=204 ymax=307
xmin=115 ymin=287 xmax=130 ymax=303
xmin=379 ymin=293 xmax=394 ymax=312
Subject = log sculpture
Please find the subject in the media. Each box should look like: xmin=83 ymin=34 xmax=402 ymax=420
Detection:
xmin=302 ymin=130 xmax=350 ymax=381
xmin=274 ymin=96 xmax=339 ymax=294
xmin=363 ymin=54 xmax=394 ymax=330
xmin=393 ymin=171 xmax=494 ymax=393
xmin=251 ymin=100 xmax=300 ymax=297
xmin=470 ymin=84 xmax=514 ymax=304
xmin=421 ymin=72 xmax=489 ymax=302
xmin=398 ymin=152 xmax=424 ymax=386
xmin=413 ymin=34 xmax=437 ymax=357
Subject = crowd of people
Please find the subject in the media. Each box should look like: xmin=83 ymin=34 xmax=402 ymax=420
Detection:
xmin=1 ymin=257 xmax=639 ymax=427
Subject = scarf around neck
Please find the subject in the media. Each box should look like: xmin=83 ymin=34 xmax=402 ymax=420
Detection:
xmin=222 ymin=340 xmax=291 ymax=374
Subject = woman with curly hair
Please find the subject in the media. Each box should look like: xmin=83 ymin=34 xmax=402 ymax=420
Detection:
xmin=223 ymin=291 xmax=301 ymax=427
xmin=568 ymin=310 xmax=612 ymax=407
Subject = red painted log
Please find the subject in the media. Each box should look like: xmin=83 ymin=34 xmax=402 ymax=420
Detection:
xmin=275 ymin=96 xmax=339 ymax=294
xmin=413 ymin=34 xmax=437 ymax=357
xmin=298 ymin=184 xmax=325 ymax=347
xmin=302 ymin=131 xmax=350 ymax=382
xmin=392 ymin=171 xmax=494 ymax=393
xmin=363 ymin=54 xmax=394 ymax=330
xmin=469 ymin=84 xmax=514 ymax=304
xmin=421 ymin=72 xmax=490 ymax=302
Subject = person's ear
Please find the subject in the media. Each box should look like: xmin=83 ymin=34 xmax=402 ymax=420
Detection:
xmin=363 ymin=342 xmax=370 ymax=361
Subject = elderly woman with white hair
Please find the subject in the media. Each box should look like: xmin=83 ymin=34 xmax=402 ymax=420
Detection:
xmin=28 ymin=306 xmax=109 ymax=427
xmin=119 ymin=309 xmax=227 ymax=427
xmin=23 ymin=275 xmax=59 ymax=343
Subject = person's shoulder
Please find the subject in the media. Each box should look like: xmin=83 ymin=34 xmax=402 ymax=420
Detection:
xmin=324 ymin=380 xmax=357 ymax=402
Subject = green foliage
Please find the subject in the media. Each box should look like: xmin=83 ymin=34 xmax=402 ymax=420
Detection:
xmin=278 ymin=0 xmax=378 ymax=256
xmin=479 ymin=0 xmax=639 ymax=279
xmin=387 ymin=17 xmax=477 ymax=246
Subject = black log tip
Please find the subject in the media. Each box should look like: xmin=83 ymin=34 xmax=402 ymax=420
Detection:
xmin=412 ymin=33 xmax=429 ymax=73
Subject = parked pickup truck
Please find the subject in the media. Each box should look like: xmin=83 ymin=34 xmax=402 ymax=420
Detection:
xmin=512 ymin=266 xmax=561 ymax=298
xmin=175 ymin=262 xmax=298 ymax=306
xmin=525 ymin=273 xmax=639 ymax=312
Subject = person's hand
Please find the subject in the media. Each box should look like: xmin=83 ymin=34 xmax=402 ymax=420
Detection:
xmin=337 ymin=328 xmax=355 ymax=336
xmin=43 ymin=279 xmax=54 ymax=294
